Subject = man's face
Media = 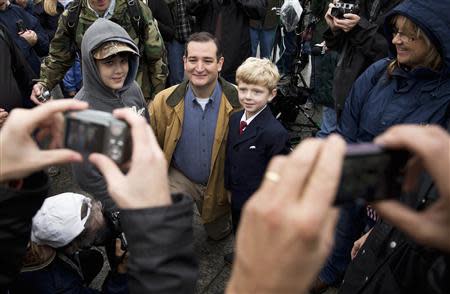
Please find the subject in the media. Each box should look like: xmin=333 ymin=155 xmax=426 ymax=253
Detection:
xmin=0 ymin=0 xmax=8 ymax=11
xmin=183 ymin=41 xmax=224 ymax=92
xmin=88 ymin=0 xmax=111 ymax=14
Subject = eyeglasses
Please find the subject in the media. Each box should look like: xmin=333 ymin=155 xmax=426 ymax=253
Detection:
xmin=392 ymin=28 xmax=417 ymax=43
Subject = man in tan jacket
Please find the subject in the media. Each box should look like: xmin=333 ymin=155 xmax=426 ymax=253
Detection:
xmin=149 ymin=32 xmax=241 ymax=240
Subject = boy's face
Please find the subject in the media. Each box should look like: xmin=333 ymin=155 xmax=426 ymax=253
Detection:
xmin=238 ymin=82 xmax=276 ymax=118
xmin=95 ymin=54 xmax=129 ymax=91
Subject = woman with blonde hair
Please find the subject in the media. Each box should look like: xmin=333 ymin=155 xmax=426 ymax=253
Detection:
xmin=33 ymin=0 xmax=63 ymax=40
xmin=315 ymin=0 xmax=450 ymax=291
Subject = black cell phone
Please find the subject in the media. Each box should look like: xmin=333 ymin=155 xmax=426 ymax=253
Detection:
xmin=16 ymin=19 xmax=27 ymax=34
xmin=333 ymin=144 xmax=410 ymax=206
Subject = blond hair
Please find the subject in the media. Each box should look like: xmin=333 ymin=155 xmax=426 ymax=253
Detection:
xmin=388 ymin=15 xmax=442 ymax=75
xmin=43 ymin=0 xmax=58 ymax=16
xmin=236 ymin=57 xmax=280 ymax=91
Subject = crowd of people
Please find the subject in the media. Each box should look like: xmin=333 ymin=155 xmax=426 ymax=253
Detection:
xmin=1 ymin=0 xmax=450 ymax=293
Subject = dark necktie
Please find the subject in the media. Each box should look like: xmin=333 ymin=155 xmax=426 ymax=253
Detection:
xmin=239 ymin=121 xmax=247 ymax=135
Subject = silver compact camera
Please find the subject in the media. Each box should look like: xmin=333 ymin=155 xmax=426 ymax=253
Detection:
xmin=331 ymin=0 xmax=360 ymax=19
xmin=64 ymin=110 xmax=131 ymax=164
xmin=37 ymin=90 xmax=51 ymax=103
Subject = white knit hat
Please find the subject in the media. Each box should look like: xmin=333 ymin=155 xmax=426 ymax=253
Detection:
xmin=31 ymin=193 xmax=92 ymax=248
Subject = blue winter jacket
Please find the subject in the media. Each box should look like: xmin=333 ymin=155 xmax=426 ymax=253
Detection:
xmin=0 ymin=3 xmax=49 ymax=75
xmin=337 ymin=0 xmax=450 ymax=143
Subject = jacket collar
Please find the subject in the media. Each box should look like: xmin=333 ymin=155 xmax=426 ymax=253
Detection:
xmin=166 ymin=77 xmax=240 ymax=108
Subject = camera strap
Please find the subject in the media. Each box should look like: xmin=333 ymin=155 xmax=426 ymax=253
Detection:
xmin=369 ymin=0 xmax=381 ymax=22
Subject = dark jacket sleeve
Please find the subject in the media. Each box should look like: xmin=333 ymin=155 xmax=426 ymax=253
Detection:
xmin=120 ymin=194 xmax=198 ymax=294
xmin=0 ymin=172 xmax=49 ymax=291
xmin=147 ymin=0 xmax=175 ymax=41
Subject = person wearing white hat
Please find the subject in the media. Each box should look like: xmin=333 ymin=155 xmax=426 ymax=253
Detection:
xmin=8 ymin=192 xmax=129 ymax=294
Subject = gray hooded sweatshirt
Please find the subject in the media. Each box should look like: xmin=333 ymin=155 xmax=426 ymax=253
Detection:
xmin=73 ymin=18 xmax=148 ymax=211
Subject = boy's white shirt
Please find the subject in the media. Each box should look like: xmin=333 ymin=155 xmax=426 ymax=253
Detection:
xmin=240 ymin=105 xmax=267 ymax=131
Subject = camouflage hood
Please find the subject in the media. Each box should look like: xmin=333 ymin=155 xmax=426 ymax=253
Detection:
xmin=75 ymin=18 xmax=141 ymax=108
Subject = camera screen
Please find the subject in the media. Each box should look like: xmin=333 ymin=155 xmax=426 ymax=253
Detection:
xmin=65 ymin=119 xmax=105 ymax=156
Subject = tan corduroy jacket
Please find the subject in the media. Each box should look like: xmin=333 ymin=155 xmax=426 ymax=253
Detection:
xmin=149 ymin=78 xmax=241 ymax=223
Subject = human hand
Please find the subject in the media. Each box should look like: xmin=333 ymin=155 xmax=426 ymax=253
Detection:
xmin=373 ymin=125 xmax=450 ymax=253
xmin=115 ymin=238 xmax=129 ymax=274
xmin=334 ymin=13 xmax=360 ymax=32
xmin=325 ymin=3 xmax=338 ymax=31
xmin=19 ymin=29 xmax=38 ymax=46
xmin=227 ymin=135 xmax=346 ymax=293
xmin=351 ymin=229 xmax=371 ymax=260
xmin=0 ymin=99 xmax=88 ymax=183
xmin=30 ymin=83 xmax=49 ymax=105
xmin=325 ymin=3 xmax=360 ymax=33
xmin=0 ymin=108 xmax=8 ymax=128
xmin=89 ymin=108 xmax=171 ymax=209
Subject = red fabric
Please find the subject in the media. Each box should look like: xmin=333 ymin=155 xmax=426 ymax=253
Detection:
xmin=239 ymin=121 xmax=247 ymax=135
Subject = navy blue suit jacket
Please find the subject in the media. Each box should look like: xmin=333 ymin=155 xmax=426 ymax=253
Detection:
xmin=225 ymin=107 xmax=290 ymax=209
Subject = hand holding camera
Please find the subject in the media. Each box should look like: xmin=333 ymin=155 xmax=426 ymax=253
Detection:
xmin=0 ymin=99 xmax=88 ymax=183
xmin=18 ymin=29 xmax=38 ymax=46
xmin=64 ymin=109 xmax=132 ymax=165
xmin=31 ymin=83 xmax=51 ymax=105
xmin=325 ymin=1 xmax=360 ymax=32
xmin=89 ymin=108 xmax=172 ymax=210
xmin=373 ymin=125 xmax=450 ymax=253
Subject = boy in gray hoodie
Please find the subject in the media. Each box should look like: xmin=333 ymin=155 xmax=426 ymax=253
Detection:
xmin=73 ymin=18 xmax=149 ymax=212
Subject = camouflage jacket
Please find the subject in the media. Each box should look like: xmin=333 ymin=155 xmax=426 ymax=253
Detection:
xmin=38 ymin=0 xmax=167 ymax=99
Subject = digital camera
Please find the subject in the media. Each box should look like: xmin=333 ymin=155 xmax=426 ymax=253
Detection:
xmin=37 ymin=90 xmax=51 ymax=103
xmin=64 ymin=110 xmax=131 ymax=164
xmin=106 ymin=211 xmax=128 ymax=251
xmin=16 ymin=19 xmax=27 ymax=34
xmin=334 ymin=144 xmax=410 ymax=205
xmin=331 ymin=0 xmax=360 ymax=19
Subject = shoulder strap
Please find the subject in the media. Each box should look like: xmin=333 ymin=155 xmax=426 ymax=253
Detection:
xmin=66 ymin=0 xmax=83 ymax=41
xmin=126 ymin=0 xmax=148 ymax=48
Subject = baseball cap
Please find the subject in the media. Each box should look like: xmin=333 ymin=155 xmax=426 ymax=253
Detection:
xmin=93 ymin=41 xmax=138 ymax=60
xmin=31 ymin=193 xmax=92 ymax=248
